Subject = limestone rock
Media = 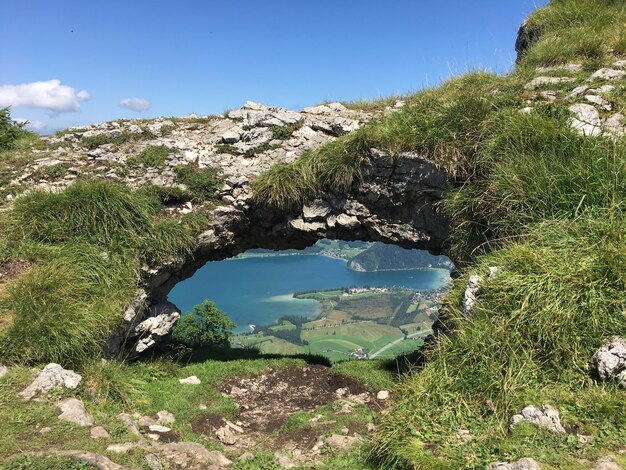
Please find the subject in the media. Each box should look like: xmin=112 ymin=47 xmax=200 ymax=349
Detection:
xmin=324 ymin=434 xmax=362 ymax=451
xmin=157 ymin=410 xmax=176 ymax=424
xmin=302 ymin=200 xmax=332 ymax=221
xmin=456 ymin=429 xmax=474 ymax=442
xmin=275 ymin=451 xmax=296 ymax=468
xmin=463 ymin=275 xmax=483 ymax=314
xmin=179 ymin=375 xmax=201 ymax=385
xmin=335 ymin=213 xmax=360 ymax=229
xmin=19 ymin=363 xmax=82 ymax=400
xmin=569 ymin=103 xmax=603 ymax=136
xmin=133 ymin=302 xmax=180 ymax=353
xmin=222 ymin=130 xmax=241 ymax=144
xmin=567 ymin=85 xmax=589 ymax=99
xmin=536 ymin=64 xmax=581 ymax=73
xmin=489 ymin=458 xmax=541 ymax=470
xmin=90 ymin=426 xmax=111 ymax=439
xmin=592 ymin=337 xmax=626 ymax=387
xmin=589 ymin=68 xmax=626 ymax=81
xmin=511 ymin=404 xmax=566 ymax=434
xmin=604 ymin=114 xmax=625 ymax=138
xmin=13 ymin=450 xmax=127 ymax=470
xmin=155 ymin=442 xmax=232 ymax=469
xmin=0 ymin=365 xmax=8 ymax=378
xmin=216 ymin=425 xmax=237 ymax=445
xmin=376 ymin=390 xmax=389 ymax=400
xmin=524 ymin=76 xmax=574 ymax=90
xmin=57 ymin=398 xmax=94 ymax=427
xmin=118 ymin=412 xmax=143 ymax=438
xmin=594 ymin=457 xmax=622 ymax=470
xmin=145 ymin=454 xmax=163 ymax=470
xmin=585 ymin=94 xmax=612 ymax=111
xmin=106 ymin=442 xmax=144 ymax=453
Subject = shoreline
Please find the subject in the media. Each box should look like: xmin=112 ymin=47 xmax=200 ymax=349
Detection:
xmin=229 ymin=252 xmax=452 ymax=274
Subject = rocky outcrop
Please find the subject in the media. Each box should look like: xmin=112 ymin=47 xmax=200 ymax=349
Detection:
xmin=489 ymin=458 xmax=541 ymax=470
xmin=515 ymin=21 xmax=541 ymax=61
xmin=511 ymin=405 xmax=566 ymax=434
xmin=57 ymin=398 xmax=94 ymax=427
xmin=6 ymin=98 xmax=451 ymax=355
xmin=521 ymin=61 xmax=626 ymax=139
xmin=19 ymin=363 xmax=82 ymax=400
xmin=592 ymin=337 xmax=626 ymax=387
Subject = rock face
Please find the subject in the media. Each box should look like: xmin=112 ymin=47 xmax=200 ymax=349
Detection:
xmin=489 ymin=458 xmax=541 ymax=470
xmin=511 ymin=405 xmax=566 ymax=434
xmin=592 ymin=337 xmax=626 ymax=387
xmin=19 ymin=363 xmax=82 ymax=400
xmin=463 ymin=275 xmax=483 ymax=314
xmin=515 ymin=21 xmax=540 ymax=60
xmin=10 ymin=99 xmax=453 ymax=356
xmin=57 ymin=398 xmax=94 ymax=427
xmin=107 ymin=146 xmax=451 ymax=355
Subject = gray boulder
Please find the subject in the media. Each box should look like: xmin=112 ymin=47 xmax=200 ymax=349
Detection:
xmin=594 ymin=457 xmax=622 ymax=470
xmin=569 ymin=103 xmax=603 ymax=137
xmin=19 ymin=363 xmax=82 ymax=400
xmin=133 ymin=301 xmax=181 ymax=353
xmin=588 ymin=68 xmax=626 ymax=81
xmin=463 ymin=274 xmax=483 ymax=314
xmin=511 ymin=405 xmax=566 ymax=434
xmin=592 ymin=337 xmax=626 ymax=387
xmin=489 ymin=458 xmax=541 ymax=470
xmin=57 ymin=398 xmax=94 ymax=427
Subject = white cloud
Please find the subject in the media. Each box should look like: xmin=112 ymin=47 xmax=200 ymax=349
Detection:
xmin=0 ymin=80 xmax=91 ymax=113
xmin=14 ymin=118 xmax=49 ymax=133
xmin=119 ymin=97 xmax=151 ymax=112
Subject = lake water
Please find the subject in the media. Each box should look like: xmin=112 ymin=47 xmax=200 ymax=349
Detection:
xmin=168 ymin=254 xmax=450 ymax=332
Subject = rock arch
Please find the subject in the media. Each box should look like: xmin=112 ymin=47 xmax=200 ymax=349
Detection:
xmin=109 ymin=147 xmax=452 ymax=355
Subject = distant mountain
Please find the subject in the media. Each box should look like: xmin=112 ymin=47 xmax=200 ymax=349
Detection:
xmin=347 ymin=243 xmax=453 ymax=272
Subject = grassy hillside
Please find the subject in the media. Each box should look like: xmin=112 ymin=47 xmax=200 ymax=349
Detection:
xmin=0 ymin=0 xmax=625 ymax=468
xmin=253 ymin=0 xmax=626 ymax=467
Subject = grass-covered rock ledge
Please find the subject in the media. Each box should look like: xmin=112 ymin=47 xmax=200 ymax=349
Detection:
xmin=1 ymin=0 xmax=626 ymax=468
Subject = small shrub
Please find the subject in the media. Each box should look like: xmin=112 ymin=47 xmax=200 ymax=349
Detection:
xmin=171 ymin=300 xmax=235 ymax=348
xmin=80 ymin=132 xmax=131 ymax=150
xmin=0 ymin=107 xmax=28 ymax=151
xmin=174 ymin=164 xmax=220 ymax=202
xmin=128 ymin=145 xmax=173 ymax=168
xmin=31 ymin=163 xmax=69 ymax=181
xmin=270 ymin=123 xmax=300 ymax=140
xmin=215 ymin=144 xmax=241 ymax=155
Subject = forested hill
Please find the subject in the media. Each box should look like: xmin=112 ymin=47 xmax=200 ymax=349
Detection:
xmin=347 ymin=243 xmax=453 ymax=272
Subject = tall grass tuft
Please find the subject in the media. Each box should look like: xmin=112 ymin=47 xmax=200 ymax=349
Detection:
xmin=374 ymin=216 xmax=626 ymax=467
xmin=0 ymin=180 xmax=196 ymax=365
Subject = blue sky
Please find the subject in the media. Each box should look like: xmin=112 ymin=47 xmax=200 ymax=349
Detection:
xmin=0 ymin=0 xmax=547 ymax=133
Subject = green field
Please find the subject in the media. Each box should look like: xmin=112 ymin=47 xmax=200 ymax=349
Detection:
xmin=234 ymin=288 xmax=436 ymax=362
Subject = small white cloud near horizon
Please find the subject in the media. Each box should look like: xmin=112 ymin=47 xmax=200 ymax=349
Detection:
xmin=0 ymin=80 xmax=91 ymax=113
xmin=15 ymin=118 xmax=49 ymax=134
xmin=119 ymin=97 xmax=151 ymax=112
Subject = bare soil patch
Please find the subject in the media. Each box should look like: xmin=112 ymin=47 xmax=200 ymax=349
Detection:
xmin=221 ymin=364 xmax=369 ymax=433
xmin=0 ymin=258 xmax=31 ymax=284
xmin=190 ymin=364 xmax=382 ymax=457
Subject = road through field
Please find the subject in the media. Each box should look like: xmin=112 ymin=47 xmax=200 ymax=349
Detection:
xmin=369 ymin=332 xmax=423 ymax=359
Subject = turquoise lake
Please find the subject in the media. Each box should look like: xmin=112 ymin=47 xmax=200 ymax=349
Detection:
xmin=168 ymin=254 xmax=450 ymax=333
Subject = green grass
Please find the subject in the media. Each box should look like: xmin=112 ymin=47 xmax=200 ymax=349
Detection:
xmin=248 ymin=1 xmax=626 ymax=467
xmin=520 ymin=0 xmax=626 ymax=67
xmin=374 ymin=216 xmax=626 ymax=468
xmin=174 ymin=164 xmax=221 ymax=202
xmin=127 ymin=144 xmax=174 ymax=168
xmin=253 ymin=72 xmax=525 ymax=209
xmin=0 ymin=180 xmax=196 ymax=366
